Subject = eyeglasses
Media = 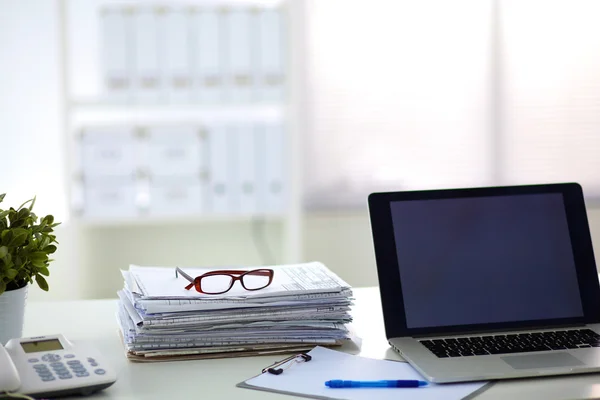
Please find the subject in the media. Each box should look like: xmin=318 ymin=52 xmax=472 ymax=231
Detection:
xmin=175 ymin=267 xmax=275 ymax=294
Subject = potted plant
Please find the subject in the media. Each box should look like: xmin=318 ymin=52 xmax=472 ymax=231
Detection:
xmin=0 ymin=193 xmax=59 ymax=344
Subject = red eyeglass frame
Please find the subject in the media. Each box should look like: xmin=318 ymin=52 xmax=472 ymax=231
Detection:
xmin=175 ymin=267 xmax=275 ymax=294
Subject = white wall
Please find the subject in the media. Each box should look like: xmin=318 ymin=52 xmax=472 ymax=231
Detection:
xmin=0 ymin=0 xmax=67 ymax=219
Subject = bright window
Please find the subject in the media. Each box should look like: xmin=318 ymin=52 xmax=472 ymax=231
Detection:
xmin=304 ymin=0 xmax=600 ymax=208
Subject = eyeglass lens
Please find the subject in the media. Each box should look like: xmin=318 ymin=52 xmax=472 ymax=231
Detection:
xmin=241 ymin=270 xmax=271 ymax=290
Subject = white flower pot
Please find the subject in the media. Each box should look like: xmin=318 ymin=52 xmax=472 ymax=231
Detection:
xmin=0 ymin=284 xmax=28 ymax=345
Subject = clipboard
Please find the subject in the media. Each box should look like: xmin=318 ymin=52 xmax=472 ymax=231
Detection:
xmin=237 ymin=347 xmax=492 ymax=400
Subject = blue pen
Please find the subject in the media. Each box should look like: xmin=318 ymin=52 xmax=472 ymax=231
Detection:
xmin=325 ymin=380 xmax=428 ymax=388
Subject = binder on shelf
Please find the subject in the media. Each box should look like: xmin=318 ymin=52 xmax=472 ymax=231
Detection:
xmin=207 ymin=124 xmax=233 ymax=214
xmin=160 ymin=7 xmax=193 ymax=103
xmin=148 ymin=176 xmax=204 ymax=216
xmin=192 ymin=8 xmax=224 ymax=104
xmin=143 ymin=126 xmax=204 ymax=178
xmin=225 ymin=8 xmax=255 ymax=103
xmin=234 ymin=123 xmax=258 ymax=214
xmin=101 ymin=7 xmax=132 ymax=102
xmin=260 ymin=123 xmax=287 ymax=214
xmin=132 ymin=7 xmax=161 ymax=103
xmin=83 ymin=176 xmax=139 ymax=218
xmin=257 ymin=8 xmax=286 ymax=103
xmin=79 ymin=126 xmax=139 ymax=178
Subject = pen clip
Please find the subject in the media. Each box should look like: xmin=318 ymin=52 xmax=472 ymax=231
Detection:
xmin=262 ymin=353 xmax=312 ymax=375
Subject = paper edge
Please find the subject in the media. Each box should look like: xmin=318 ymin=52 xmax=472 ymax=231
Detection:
xmin=236 ymin=378 xmax=337 ymax=400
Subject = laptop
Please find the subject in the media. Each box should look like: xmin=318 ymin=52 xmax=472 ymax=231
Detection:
xmin=368 ymin=182 xmax=600 ymax=383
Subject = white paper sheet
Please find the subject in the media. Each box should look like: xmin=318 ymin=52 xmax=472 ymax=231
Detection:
xmin=240 ymin=346 xmax=489 ymax=400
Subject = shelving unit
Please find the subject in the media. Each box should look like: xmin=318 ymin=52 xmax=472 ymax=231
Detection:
xmin=58 ymin=0 xmax=304 ymax=263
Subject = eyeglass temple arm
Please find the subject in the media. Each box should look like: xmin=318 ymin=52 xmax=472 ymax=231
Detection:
xmin=175 ymin=267 xmax=194 ymax=283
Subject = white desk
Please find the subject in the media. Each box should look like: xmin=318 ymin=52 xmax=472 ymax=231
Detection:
xmin=23 ymin=288 xmax=600 ymax=399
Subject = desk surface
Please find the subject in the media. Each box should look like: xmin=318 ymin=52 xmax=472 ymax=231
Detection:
xmin=23 ymin=288 xmax=600 ymax=400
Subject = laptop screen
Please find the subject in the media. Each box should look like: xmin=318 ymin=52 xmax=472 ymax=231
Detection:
xmin=390 ymin=193 xmax=585 ymax=329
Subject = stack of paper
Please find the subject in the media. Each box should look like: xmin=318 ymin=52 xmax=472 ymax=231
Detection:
xmin=117 ymin=262 xmax=353 ymax=362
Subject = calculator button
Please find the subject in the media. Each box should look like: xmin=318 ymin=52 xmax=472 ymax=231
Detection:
xmin=87 ymin=357 xmax=96 ymax=363
xmin=37 ymin=370 xmax=53 ymax=376
xmin=33 ymin=364 xmax=48 ymax=370
xmin=67 ymin=360 xmax=82 ymax=365
xmin=59 ymin=374 xmax=73 ymax=380
xmin=42 ymin=354 xmax=61 ymax=362
xmin=94 ymin=369 xmax=106 ymax=375
xmin=64 ymin=354 xmax=76 ymax=359
xmin=28 ymin=358 xmax=39 ymax=363
xmin=75 ymin=372 xmax=90 ymax=377
xmin=71 ymin=367 xmax=87 ymax=373
xmin=41 ymin=376 xmax=56 ymax=382
xmin=90 ymin=362 xmax=98 ymax=367
xmin=50 ymin=362 xmax=64 ymax=368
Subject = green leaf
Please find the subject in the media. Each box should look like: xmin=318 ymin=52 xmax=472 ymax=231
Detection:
xmin=39 ymin=236 xmax=50 ymax=249
xmin=0 ymin=246 xmax=7 ymax=259
xmin=28 ymin=196 xmax=36 ymax=211
xmin=17 ymin=198 xmax=34 ymax=211
xmin=38 ymin=267 xmax=50 ymax=276
xmin=1 ymin=230 xmax=11 ymax=243
xmin=31 ymin=259 xmax=47 ymax=269
xmin=0 ymin=193 xmax=5 ymax=203
xmin=3 ymin=253 xmax=12 ymax=269
xmin=0 ymin=280 xmax=6 ymax=295
xmin=35 ymin=274 xmax=49 ymax=291
xmin=17 ymin=208 xmax=30 ymax=220
xmin=28 ymin=252 xmax=48 ymax=262
xmin=0 ymin=210 xmax=9 ymax=220
xmin=8 ymin=230 xmax=29 ymax=247
xmin=6 ymin=269 xmax=17 ymax=280
xmin=43 ymin=245 xmax=57 ymax=254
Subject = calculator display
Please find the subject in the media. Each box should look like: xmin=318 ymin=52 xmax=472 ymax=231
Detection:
xmin=21 ymin=339 xmax=64 ymax=353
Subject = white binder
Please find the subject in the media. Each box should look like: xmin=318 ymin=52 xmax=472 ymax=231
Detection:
xmin=259 ymin=123 xmax=286 ymax=214
xmin=207 ymin=124 xmax=233 ymax=213
xmin=143 ymin=126 xmax=203 ymax=178
xmin=132 ymin=7 xmax=161 ymax=103
xmin=148 ymin=176 xmax=204 ymax=216
xmin=80 ymin=126 xmax=138 ymax=178
xmin=101 ymin=8 xmax=132 ymax=102
xmin=161 ymin=8 xmax=193 ymax=103
xmin=193 ymin=9 xmax=224 ymax=104
xmin=83 ymin=176 xmax=138 ymax=218
xmin=225 ymin=8 xmax=254 ymax=103
xmin=234 ymin=123 xmax=258 ymax=214
xmin=257 ymin=8 xmax=285 ymax=103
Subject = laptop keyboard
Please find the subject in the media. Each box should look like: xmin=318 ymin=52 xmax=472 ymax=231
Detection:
xmin=419 ymin=329 xmax=600 ymax=358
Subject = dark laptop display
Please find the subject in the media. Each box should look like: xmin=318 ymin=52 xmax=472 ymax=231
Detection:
xmin=391 ymin=193 xmax=583 ymax=329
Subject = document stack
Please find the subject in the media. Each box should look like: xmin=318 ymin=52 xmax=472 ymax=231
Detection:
xmin=117 ymin=262 xmax=353 ymax=362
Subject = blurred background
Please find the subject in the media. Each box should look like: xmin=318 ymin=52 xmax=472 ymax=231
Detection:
xmin=2 ymin=0 xmax=600 ymax=301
